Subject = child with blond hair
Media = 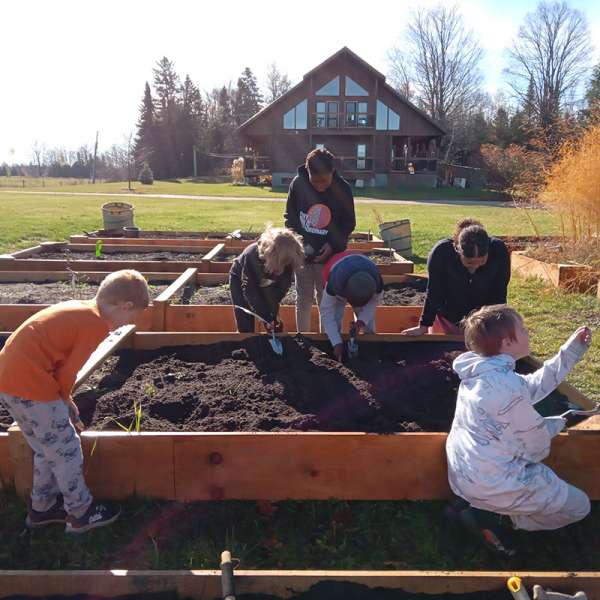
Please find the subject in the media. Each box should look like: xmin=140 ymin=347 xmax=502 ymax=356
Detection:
xmin=229 ymin=226 xmax=304 ymax=332
xmin=0 ymin=269 xmax=149 ymax=533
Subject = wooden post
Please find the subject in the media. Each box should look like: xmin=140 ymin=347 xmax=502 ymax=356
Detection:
xmin=8 ymin=425 xmax=32 ymax=499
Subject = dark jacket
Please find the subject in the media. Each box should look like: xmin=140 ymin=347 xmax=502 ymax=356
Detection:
xmin=420 ymin=238 xmax=511 ymax=327
xmin=284 ymin=165 xmax=356 ymax=262
xmin=229 ymin=243 xmax=292 ymax=323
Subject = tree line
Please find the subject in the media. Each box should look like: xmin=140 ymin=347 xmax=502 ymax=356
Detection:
xmin=4 ymin=0 xmax=599 ymax=188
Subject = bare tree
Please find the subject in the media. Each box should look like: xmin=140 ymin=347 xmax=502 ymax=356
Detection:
xmin=264 ymin=62 xmax=292 ymax=104
xmin=389 ymin=5 xmax=483 ymax=126
xmin=31 ymin=140 xmax=45 ymax=177
xmin=506 ymin=1 xmax=591 ymax=131
xmin=387 ymin=49 xmax=413 ymax=100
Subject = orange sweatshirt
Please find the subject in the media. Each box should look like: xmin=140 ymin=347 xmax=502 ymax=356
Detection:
xmin=0 ymin=300 xmax=110 ymax=402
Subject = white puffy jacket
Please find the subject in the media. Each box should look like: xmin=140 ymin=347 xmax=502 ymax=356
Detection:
xmin=446 ymin=332 xmax=588 ymax=515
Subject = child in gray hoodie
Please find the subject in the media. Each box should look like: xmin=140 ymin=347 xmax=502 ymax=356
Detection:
xmin=446 ymin=304 xmax=592 ymax=555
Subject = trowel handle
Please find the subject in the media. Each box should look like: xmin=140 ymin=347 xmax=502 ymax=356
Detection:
xmin=560 ymin=405 xmax=600 ymax=419
xmin=220 ymin=550 xmax=236 ymax=600
xmin=233 ymin=305 xmax=268 ymax=325
xmin=507 ymin=577 xmax=531 ymax=600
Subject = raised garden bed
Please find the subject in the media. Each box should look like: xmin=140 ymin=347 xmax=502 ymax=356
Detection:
xmin=70 ymin=230 xmax=384 ymax=251
xmin=0 ymin=280 xmax=168 ymax=305
xmin=165 ymin=274 xmax=427 ymax=333
xmin=511 ymin=250 xmax=598 ymax=293
xmin=497 ymin=235 xmax=561 ymax=253
xmin=0 ymin=243 xmax=231 ymax=274
xmin=1 ymin=570 xmax=599 ymax=599
xmin=3 ymin=331 xmax=597 ymax=503
xmin=0 ymin=270 xmax=197 ymax=333
xmin=183 ymin=279 xmax=427 ymax=307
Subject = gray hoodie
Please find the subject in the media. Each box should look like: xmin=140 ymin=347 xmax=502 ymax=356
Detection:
xmin=446 ymin=332 xmax=588 ymax=515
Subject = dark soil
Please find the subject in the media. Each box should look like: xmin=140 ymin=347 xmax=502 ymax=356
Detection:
xmin=0 ymin=281 xmax=168 ymax=304
xmin=212 ymin=253 xmax=240 ymax=262
xmin=183 ymin=281 xmax=427 ymax=306
xmin=0 ymin=583 xmax=509 ymax=600
xmin=367 ymin=252 xmax=401 ymax=265
xmin=74 ymin=338 xmax=572 ymax=434
xmin=5 ymin=594 xmax=183 ymax=600
xmin=236 ymin=581 xmax=508 ymax=599
xmin=76 ymin=339 xmax=464 ymax=433
xmin=34 ymin=250 xmax=206 ymax=262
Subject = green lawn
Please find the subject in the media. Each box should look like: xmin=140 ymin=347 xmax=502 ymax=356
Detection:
xmin=0 ymin=191 xmax=555 ymax=258
xmin=0 ymin=191 xmax=597 ymax=572
xmin=0 ymin=177 xmax=500 ymax=201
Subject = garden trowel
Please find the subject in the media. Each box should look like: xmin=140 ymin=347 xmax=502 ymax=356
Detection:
xmin=560 ymin=404 xmax=600 ymax=419
xmin=233 ymin=305 xmax=283 ymax=356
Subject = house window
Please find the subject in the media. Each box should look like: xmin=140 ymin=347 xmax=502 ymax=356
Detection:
xmin=315 ymin=101 xmax=339 ymax=128
xmin=357 ymin=143 xmax=367 ymax=170
xmin=376 ymin=100 xmax=400 ymax=130
xmin=345 ymin=76 xmax=368 ymax=96
xmin=346 ymin=102 xmax=368 ymax=127
xmin=316 ymin=76 xmax=340 ymax=96
xmin=283 ymin=99 xmax=308 ymax=129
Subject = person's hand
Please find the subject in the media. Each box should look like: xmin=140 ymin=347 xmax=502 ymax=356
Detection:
xmin=333 ymin=343 xmax=344 ymax=361
xmin=355 ymin=320 xmax=366 ymax=335
xmin=575 ymin=326 xmax=592 ymax=347
xmin=66 ymin=397 xmax=84 ymax=432
xmin=400 ymin=325 xmax=428 ymax=336
xmin=264 ymin=320 xmax=276 ymax=333
xmin=314 ymin=243 xmax=333 ymax=263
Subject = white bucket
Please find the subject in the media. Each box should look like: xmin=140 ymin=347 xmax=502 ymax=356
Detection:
xmin=379 ymin=219 xmax=412 ymax=257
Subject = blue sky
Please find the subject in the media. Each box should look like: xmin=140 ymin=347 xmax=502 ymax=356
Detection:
xmin=1 ymin=0 xmax=598 ymax=164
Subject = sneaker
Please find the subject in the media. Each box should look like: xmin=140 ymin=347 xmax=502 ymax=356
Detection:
xmin=65 ymin=501 xmax=121 ymax=534
xmin=458 ymin=506 xmax=517 ymax=558
xmin=26 ymin=500 xmax=67 ymax=528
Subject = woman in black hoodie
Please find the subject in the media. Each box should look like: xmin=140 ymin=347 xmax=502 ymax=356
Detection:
xmin=401 ymin=219 xmax=511 ymax=335
xmin=284 ymin=148 xmax=356 ymax=332
xmin=229 ymin=226 xmax=305 ymax=333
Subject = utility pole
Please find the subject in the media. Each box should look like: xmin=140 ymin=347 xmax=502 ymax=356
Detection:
xmin=193 ymin=146 xmax=198 ymax=177
xmin=91 ymin=131 xmax=99 ymax=183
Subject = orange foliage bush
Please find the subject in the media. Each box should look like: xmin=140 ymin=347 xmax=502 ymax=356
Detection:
xmin=542 ymin=121 xmax=600 ymax=242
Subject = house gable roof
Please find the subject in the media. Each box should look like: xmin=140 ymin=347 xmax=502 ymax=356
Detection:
xmin=238 ymin=46 xmax=446 ymax=135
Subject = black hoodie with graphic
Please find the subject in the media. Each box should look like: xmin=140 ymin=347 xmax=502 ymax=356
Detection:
xmin=284 ymin=165 xmax=356 ymax=263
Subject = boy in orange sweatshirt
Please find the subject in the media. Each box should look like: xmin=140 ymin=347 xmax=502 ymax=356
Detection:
xmin=0 ymin=269 xmax=149 ymax=533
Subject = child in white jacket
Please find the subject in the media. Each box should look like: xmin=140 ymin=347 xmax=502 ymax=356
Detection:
xmin=446 ymin=304 xmax=592 ymax=555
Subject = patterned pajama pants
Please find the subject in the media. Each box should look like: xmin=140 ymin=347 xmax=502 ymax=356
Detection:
xmin=1 ymin=392 xmax=92 ymax=517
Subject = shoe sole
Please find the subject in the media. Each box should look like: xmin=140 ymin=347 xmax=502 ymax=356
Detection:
xmin=64 ymin=510 xmax=121 ymax=534
xmin=25 ymin=517 xmax=67 ymax=528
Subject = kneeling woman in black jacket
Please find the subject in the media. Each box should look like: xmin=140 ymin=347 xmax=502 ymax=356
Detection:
xmin=229 ymin=227 xmax=305 ymax=333
xmin=401 ymin=218 xmax=510 ymax=336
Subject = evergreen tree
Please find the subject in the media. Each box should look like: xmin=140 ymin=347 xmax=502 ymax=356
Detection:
xmin=153 ymin=57 xmax=180 ymax=110
xmin=492 ymin=107 xmax=511 ymax=147
xmin=585 ymin=63 xmax=600 ymax=108
xmin=233 ymin=67 xmax=262 ymax=126
xmin=178 ymin=75 xmax=204 ymax=175
xmin=152 ymin=57 xmax=182 ymax=178
xmin=134 ymin=82 xmax=158 ymax=174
